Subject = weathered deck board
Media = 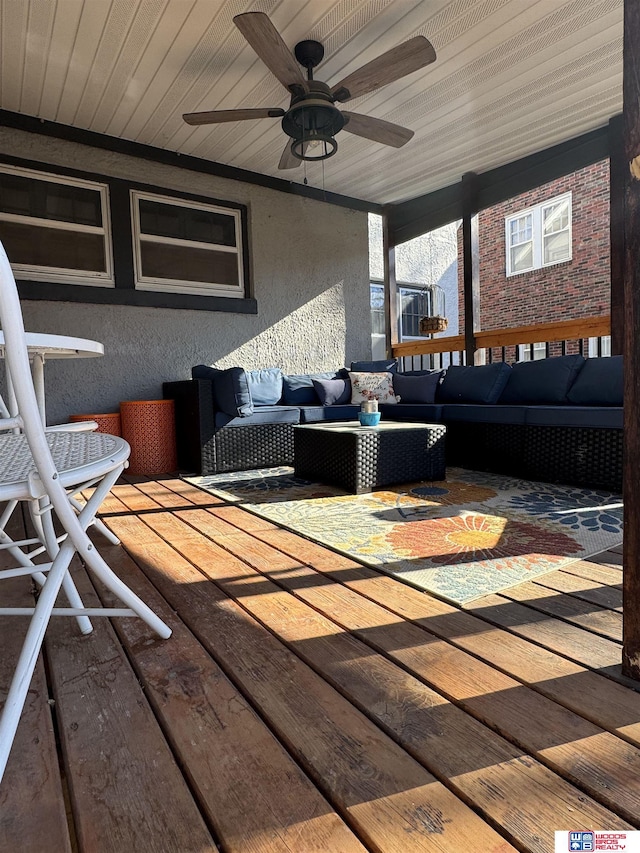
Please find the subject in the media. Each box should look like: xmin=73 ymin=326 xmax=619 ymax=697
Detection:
xmin=119 ymin=477 xmax=198 ymax=508
xmin=143 ymin=509 xmax=637 ymax=844
xmin=252 ymin=528 xmax=640 ymax=745
xmin=563 ymin=559 xmax=623 ymax=584
xmin=2 ymin=474 xmax=639 ymax=853
xmin=497 ymin=580 xmax=623 ymax=640
xmin=153 ymin=477 xmax=226 ymax=506
xmin=108 ymin=482 xmax=164 ymax=512
xmin=177 ymin=517 xmax=640 ymax=824
xmin=588 ymin=550 xmax=624 ymax=567
xmin=204 ymin=532 xmax=640 ymax=826
xmin=45 ymin=563 xmax=217 ymax=853
xmin=467 ymin=592 xmax=624 ymax=668
xmin=532 ymin=569 xmax=623 ymax=612
xmin=108 ymin=512 xmax=516 ymax=853
xmin=0 ymin=576 xmax=72 ymax=853
xmin=95 ymin=536 xmax=366 ymax=853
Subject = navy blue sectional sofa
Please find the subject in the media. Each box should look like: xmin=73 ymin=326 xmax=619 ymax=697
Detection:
xmin=163 ymin=354 xmax=623 ymax=491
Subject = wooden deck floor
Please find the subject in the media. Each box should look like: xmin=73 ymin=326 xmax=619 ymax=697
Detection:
xmin=0 ymin=474 xmax=637 ymax=853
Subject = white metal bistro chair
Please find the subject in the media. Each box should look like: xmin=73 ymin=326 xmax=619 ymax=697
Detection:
xmin=0 ymin=239 xmax=171 ymax=783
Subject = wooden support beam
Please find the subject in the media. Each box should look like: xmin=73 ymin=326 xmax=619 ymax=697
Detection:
xmin=610 ymin=114 xmax=625 ymax=355
xmin=382 ymin=212 xmax=399 ymax=356
xmin=461 ymin=172 xmax=481 ymax=365
xmin=622 ymin=0 xmax=640 ymax=680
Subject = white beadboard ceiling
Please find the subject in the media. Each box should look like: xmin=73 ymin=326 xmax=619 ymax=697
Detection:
xmin=0 ymin=0 xmax=623 ymax=206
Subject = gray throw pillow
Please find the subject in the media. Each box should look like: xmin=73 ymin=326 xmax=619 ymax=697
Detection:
xmin=282 ymin=372 xmax=339 ymax=405
xmin=312 ymin=377 xmax=351 ymax=406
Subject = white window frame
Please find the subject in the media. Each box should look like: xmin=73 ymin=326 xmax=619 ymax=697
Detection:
xmin=588 ymin=336 xmax=611 ymax=357
xmin=370 ymin=280 xmax=443 ymax=342
xmin=398 ymin=284 xmax=426 ymax=341
xmin=370 ymin=282 xmax=385 ymax=335
xmin=0 ymin=164 xmax=114 ymax=286
xmin=517 ymin=341 xmax=547 ymax=361
xmin=130 ymin=190 xmax=245 ymax=298
xmin=505 ymin=192 xmax=572 ymax=276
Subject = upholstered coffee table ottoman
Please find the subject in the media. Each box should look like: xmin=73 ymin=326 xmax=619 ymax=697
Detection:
xmin=293 ymin=421 xmax=447 ymax=494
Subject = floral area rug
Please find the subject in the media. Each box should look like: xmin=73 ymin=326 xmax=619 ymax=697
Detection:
xmin=187 ymin=467 xmax=623 ymax=605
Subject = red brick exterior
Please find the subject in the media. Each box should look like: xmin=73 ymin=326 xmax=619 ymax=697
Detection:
xmin=457 ymin=160 xmax=610 ymax=343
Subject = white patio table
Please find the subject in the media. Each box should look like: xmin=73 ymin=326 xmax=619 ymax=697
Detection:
xmin=0 ymin=332 xmax=103 ymax=425
xmin=0 ymin=330 xmax=119 ymax=546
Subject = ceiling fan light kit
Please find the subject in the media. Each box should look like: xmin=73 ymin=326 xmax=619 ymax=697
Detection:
xmin=282 ymin=77 xmax=345 ymax=161
xmin=183 ymin=12 xmax=436 ymax=169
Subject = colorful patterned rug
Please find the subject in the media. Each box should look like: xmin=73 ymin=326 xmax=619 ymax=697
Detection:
xmin=188 ymin=467 xmax=623 ymax=605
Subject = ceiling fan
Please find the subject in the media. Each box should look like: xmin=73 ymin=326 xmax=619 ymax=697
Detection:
xmin=183 ymin=11 xmax=436 ymax=169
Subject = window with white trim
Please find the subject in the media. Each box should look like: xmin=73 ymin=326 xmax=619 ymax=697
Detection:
xmin=518 ymin=341 xmax=547 ymax=361
xmin=0 ymin=165 xmax=113 ymax=286
xmin=370 ymin=283 xmax=385 ymax=335
xmin=131 ymin=191 xmax=245 ymax=297
xmin=398 ymin=285 xmax=425 ymax=339
xmin=588 ymin=335 xmax=611 ymax=357
xmin=370 ymin=282 xmax=442 ymax=340
xmin=506 ymin=192 xmax=572 ymax=276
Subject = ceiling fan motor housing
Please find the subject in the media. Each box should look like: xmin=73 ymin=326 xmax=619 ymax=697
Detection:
xmin=281 ymin=81 xmax=345 ymax=158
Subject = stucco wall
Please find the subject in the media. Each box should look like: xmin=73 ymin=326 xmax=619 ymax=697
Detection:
xmin=369 ymin=214 xmax=459 ymax=336
xmin=0 ymin=128 xmax=370 ymax=424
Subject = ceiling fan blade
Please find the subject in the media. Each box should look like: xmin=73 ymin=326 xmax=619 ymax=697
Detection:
xmin=234 ymin=12 xmax=308 ymax=93
xmin=331 ymin=35 xmax=436 ymax=102
xmin=278 ymin=140 xmax=306 ymax=170
xmin=342 ymin=112 xmax=414 ymax=148
xmin=183 ymin=108 xmax=285 ymax=126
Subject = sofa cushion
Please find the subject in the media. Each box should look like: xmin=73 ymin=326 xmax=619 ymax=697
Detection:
xmin=442 ymin=404 xmax=526 ymax=425
xmin=192 ymin=364 xmax=253 ymax=417
xmin=215 ymin=405 xmax=300 ymax=429
xmin=350 ymin=358 xmax=397 ymax=373
xmin=499 ymin=354 xmax=585 ymax=404
xmin=378 ymin=403 xmax=443 ymax=422
xmin=350 ymin=371 xmax=399 ymax=405
xmin=282 ymin=372 xmax=338 ymax=405
xmin=312 ymin=376 xmax=351 ymax=406
xmin=393 ymin=371 xmax=442 ymax=404
xmin=298 ymin=404 xmax=360 ymax=423
xmin=438 ymin=362 xmax=511 ymax=404
xmin=246 ymin=368 xmax=283 ymax=405
xmin=567 ymin=356 xmax=623 ymax=406
xmin=524 ymin=406 xmax=623 ymax=430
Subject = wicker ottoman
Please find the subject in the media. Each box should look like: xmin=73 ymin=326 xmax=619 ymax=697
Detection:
xmin=294 ymin=421 xmax=447 ymax=494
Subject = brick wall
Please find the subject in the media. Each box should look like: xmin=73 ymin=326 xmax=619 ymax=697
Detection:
xmin=457 ymin=160 xmax=610 ymax=343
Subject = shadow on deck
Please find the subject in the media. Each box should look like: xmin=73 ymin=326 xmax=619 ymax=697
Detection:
xmin=0 ymin=474 xmax=636 ymax=853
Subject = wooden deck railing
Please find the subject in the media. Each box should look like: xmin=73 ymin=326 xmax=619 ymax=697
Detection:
xmin=392 ymin=315 xmax=611 ymax=369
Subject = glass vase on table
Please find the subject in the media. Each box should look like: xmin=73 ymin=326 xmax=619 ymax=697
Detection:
xmin=359 ymin=399 xmax=381 ymax=427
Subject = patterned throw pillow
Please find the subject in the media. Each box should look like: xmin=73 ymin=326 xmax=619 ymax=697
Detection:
xmin=349 ymin=371 xmax=399 ymax=405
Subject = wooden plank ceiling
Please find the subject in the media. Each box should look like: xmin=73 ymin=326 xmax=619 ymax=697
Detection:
xmin=0 ymin=0 xmax=623 ymax=205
